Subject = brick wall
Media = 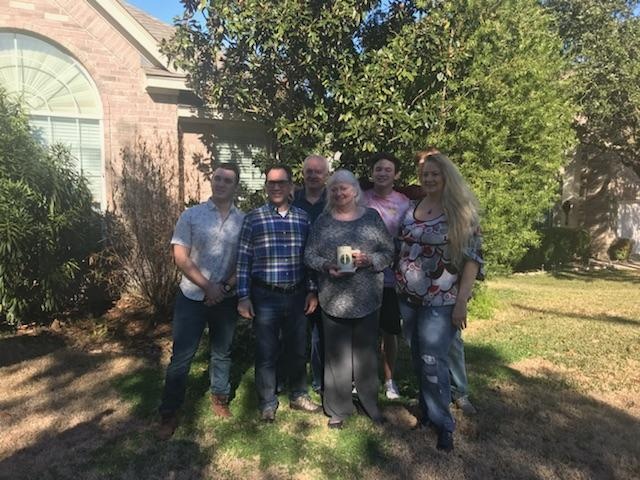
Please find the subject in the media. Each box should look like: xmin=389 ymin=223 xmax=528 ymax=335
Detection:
xmin=1 ymin=0 xmax=180 ymax=209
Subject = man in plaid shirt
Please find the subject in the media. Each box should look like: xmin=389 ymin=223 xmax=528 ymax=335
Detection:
xmin=237 ymin=165 xmax=321 ymax=422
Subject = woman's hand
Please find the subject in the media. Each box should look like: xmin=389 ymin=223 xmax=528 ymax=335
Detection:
xmin=351 ymin=251 xmax=371 ymax=269
xmin=452 ymin=300 xmax=468 ymax=329
xmin=327 ymin=265 xmax=352 ymax=278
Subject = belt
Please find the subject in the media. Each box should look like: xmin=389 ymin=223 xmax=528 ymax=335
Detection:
xmin=398 ymin=293 xmax=423 ymax=306
xmin=251 ymin=277 xmax=302 ymax=294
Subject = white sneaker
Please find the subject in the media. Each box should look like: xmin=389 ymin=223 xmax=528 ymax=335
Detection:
xmin=384 ymin=379 xmax=400 ymax=399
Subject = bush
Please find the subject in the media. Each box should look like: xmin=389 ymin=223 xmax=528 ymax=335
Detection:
xmin=105 ymin=135 xmax=182 ymax=319
xmin=608 ymin=238 xmax=634 ymax=262
xmin=468 ymin=283 xmax=497 ymax=320
xmin=516 ymin=227 xmax=591 ymax=271
xmin=0 ymin=90 xmax=101 ymax=327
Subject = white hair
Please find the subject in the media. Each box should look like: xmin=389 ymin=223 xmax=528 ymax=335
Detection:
xmin=325 ymin=169 xmax=364 ymax=211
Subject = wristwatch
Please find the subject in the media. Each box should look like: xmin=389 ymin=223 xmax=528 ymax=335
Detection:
xmin=221 ymin=282 xmax=233 ymax=294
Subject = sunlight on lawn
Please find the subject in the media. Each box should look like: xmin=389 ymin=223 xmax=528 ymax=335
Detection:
xmin=103 ymin=269 xmax=639 ymax=479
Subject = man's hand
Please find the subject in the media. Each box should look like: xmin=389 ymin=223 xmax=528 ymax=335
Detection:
xmin=204 ymin=282 xmax=225 ymax=306
xmin=452 ymin=300 xmax=468 ymax=329
xmin=304 ymin=292 xmax=318 ymax=315
xmin=238 ymin=298 xmax=255 ymax=319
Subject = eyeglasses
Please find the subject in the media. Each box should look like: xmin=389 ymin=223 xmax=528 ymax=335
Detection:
xmin=266 ymin=180 xmax=291 ymax=188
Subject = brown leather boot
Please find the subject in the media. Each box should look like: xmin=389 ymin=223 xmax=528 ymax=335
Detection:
xmin=211 ymin=394 xmax=232 ymax=418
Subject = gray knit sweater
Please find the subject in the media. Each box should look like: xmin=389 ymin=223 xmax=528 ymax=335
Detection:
xmin=304 ymin=208 xmax=394 ymax=318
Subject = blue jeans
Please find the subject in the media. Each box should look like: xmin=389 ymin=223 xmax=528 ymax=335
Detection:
xmin=399 ymin=300 xmax=457 ymax=433
xmin=402 ymin=307 xmax=470 ymax=400
xmin=159 ymin=291 xmax=238 ymax=414
xmin=449 ymin=330 xmax=469 ymax=400
xmin=252 ymin=286 xmax=309 ymax=411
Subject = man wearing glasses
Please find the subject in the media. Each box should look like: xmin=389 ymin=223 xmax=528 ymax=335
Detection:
xmin=237 ymin=165 xmax=321 ymax=422
xmin=158 ymin=163 xmax=245 ymax=439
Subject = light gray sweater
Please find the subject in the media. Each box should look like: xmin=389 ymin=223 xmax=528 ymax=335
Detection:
xmin=304 ymin=208 xmax=394 ymax=318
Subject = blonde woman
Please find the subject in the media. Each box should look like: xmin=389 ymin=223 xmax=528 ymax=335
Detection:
xmin=396 ymin=151 xmax=484 ymax=452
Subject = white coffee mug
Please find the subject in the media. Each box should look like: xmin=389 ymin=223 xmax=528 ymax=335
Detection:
xmin=337 ymin=246 xmax=359 ymax=273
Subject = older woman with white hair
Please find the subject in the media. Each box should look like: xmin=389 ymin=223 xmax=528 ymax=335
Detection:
xmin=305 ymin=169 xmax=394 ymax=429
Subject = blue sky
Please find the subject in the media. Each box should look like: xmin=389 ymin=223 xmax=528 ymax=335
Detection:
xmin=128 ymin=0 xmax=185 ymax=24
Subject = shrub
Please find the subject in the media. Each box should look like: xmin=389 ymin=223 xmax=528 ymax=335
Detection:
xmin=0 ymin=90 xmax=101 ymax=327
xmin=468 ymin=283 xmax=497 ymax=321
xmin=608 ymin=238 xmax=634 ymax=262
xmin=516 ymin=227 xmax=591 ymax=271
xmin=105 ymin=135 xmax=182 ymax=319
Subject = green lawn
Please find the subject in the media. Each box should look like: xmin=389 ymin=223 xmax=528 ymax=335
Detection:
xmin=93 ymin=269 xmax=640 ymax=479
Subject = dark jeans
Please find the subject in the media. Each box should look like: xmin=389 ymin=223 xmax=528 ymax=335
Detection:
xmin=310 ymin=308 xmax=324 ymax=391
xmin=275 ymin=308 xmax=323 ymax=392
xmin=252 ymin=286 xmax=309 ymax=411
xmin=322 ymin=310 xmax=381 ymax=421
xmin=159 ymin=291 xmax=237 ymax=415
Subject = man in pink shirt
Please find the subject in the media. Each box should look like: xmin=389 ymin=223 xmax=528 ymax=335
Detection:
xmin=363 ymin=152 xmax=411 ymax=400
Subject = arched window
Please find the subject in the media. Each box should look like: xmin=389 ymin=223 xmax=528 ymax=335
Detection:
xmin=0 ymin=32 xmax=104 ymax=206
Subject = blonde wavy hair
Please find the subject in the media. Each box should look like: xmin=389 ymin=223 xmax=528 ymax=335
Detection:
xmin=414 ymin=150 xmax=480 ymax=268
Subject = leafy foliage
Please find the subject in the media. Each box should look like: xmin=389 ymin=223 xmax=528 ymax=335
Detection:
xmin=544 ymin=0 xmax=640 ymax=177
xmin=104 ymin=135 xmax=182 ymax=319
xmin=516 ymin=227 xmax=591 ymax=270
xmin=164 ymin=0 xmax=576 ymax=269
xmin=607 ymin=237 xmax=635 ymax=261
xmin=0 ymin=90 xmax=101 ymax=326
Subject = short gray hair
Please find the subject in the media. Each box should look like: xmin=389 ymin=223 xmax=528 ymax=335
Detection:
xmin=325 ymin=169 xmax=364 ymax=212
xmin=303 ymin=154 xmax=330 ymax=172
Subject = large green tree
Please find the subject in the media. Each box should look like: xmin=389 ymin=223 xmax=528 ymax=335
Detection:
xmin=545 ymin=0 xmax=640 ymax=177
xmin=165 ymin=0 xmax=576 ymax=268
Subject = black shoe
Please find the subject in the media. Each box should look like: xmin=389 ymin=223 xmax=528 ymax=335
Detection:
xmin=436 ymin=429 xmax=454 ymax=452
xmin=157 ymin=412 xmax=178 ymax=440
xmin=371 ymin=415 xmax=387 ymax=426
xmin=260 ymin=407 xmax=277 ymax=423
xmin=328 ymin=419 xmax=344 ymax=429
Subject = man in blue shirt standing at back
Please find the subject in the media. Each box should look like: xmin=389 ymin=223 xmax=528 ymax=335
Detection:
xmin=292 ymin=154 xmax=329 ymax=393
xmin=237 ymin=164 xmax=321 ymax=422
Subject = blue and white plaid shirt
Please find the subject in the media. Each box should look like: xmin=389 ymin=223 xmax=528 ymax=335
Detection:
xmin=236 ymin=202 xmax=316 ymax=299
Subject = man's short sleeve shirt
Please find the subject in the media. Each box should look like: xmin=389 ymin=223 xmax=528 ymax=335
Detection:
xmin=171 ymin=199 xmax=245 ymax=301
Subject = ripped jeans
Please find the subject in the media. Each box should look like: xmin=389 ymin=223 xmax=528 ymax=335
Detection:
xmin=399 ymin=300 xmax=457 ymax=433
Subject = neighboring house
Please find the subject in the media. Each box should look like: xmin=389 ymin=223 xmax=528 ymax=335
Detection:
xmin=0 ymin=0 xmax=267 ymax=209
xmin=560 ymin=145 xmax=640 ymax=257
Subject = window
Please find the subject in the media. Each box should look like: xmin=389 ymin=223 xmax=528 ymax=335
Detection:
xmin=0 ymin=32 xmax=104 ymax=206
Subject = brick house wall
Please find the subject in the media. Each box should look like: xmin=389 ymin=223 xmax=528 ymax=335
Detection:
xmin=1 ymin=0 xmax=181 ymax=208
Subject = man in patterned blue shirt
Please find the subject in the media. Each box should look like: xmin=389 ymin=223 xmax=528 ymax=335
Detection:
xmin=237 ymin=165 xmax=321 ymax=422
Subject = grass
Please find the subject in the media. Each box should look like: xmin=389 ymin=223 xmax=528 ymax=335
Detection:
xmin=99 ymin=268 xmax=639 ymax=479
xmin=3 ymin=268 xmax=638 ymax=479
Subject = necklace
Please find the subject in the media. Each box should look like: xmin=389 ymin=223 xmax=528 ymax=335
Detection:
xmin=420 ymin=197 xmax=436 ymax=216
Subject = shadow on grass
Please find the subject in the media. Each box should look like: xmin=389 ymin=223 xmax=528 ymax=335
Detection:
xmin=0 ymin=332 xmax=66 ymax=368
xmin=2 ymin=322 xmax=638 ymax=479
xmin=551 ymin=268 xmax=640 ymax=284
xmin=512 ymin=304 xmax=640 ymax=327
